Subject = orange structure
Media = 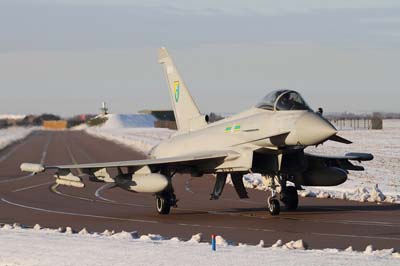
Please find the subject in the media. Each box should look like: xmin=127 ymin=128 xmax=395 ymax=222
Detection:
xmin=43 ymin=120 xmax=68 ymax=130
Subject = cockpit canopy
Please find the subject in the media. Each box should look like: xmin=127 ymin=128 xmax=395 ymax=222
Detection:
xmin=255 ymin=90 xmax=311 ymax=111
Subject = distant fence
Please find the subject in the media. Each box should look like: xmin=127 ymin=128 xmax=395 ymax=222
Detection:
xmin=329 ymin=117 xmax=383 ymax=130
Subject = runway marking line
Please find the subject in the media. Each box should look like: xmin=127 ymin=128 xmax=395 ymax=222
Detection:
xmin=0 ymin=131 xmax=39 ymax=163
xmin=0 ymin=173 xmax=35 ymax=184
xmin=51 ymin=184 xmax=94 ymax=202
xmin=53 ymin=181 xmax=400 ymax=232
xmin=95 ymin=184 xmax=116 ymax=203
xmin=2 ymin=196 xmax=400 ymax=242
xmin=12 ymin=181 xmax=54 ymax=193
xmin=1 ymin=197 xmax=158 ymax=224
xmin=63 ymin=139 xmax=82 ymax=175
xmin=0 ymin=132 xmax=53 ymax=184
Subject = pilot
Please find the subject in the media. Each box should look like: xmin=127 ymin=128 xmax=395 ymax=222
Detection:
xmin=278 ymin=93 xmax=293 ymax=110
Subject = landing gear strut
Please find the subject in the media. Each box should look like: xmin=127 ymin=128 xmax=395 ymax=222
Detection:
xmin=266 ymin=175 xmax=281 ymax=215
xmin=155 ymin=176 xmax=177 ymax=215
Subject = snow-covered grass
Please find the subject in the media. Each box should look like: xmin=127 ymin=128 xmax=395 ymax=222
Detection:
xmin=0 ymin=224 xmax=398 ymax=266
xmin=0 ymin=127 xmax=36 ymax=150
xmin=304 ymin=119 xmax=400 ymax=203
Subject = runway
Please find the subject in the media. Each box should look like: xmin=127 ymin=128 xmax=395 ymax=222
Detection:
xmin=0 ymin=130 xmax=399 ymax=251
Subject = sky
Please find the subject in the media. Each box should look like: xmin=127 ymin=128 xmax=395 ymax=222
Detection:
xmin=0 ymin=0 xmax=399 ymax=116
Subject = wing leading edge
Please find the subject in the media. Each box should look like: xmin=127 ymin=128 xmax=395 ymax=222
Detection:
xmin=20 ymin=150 xmax=239 ymax=174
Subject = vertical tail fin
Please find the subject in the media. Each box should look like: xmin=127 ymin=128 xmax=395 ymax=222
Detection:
xmin=159 ymin=47 xmax=206 ymax=132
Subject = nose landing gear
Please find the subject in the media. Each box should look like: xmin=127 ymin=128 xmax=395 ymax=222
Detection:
xmin=264 ymin=173 xmax=299 ymax=215
xmin=267 ymin=196 xmax=281 ymax=215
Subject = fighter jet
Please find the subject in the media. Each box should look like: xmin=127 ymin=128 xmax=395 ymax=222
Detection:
xmin=21 ymin=47 xmax=373 ymax=215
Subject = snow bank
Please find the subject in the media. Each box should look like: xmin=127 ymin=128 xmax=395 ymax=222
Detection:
xmin=0 ymin=127 xmax=36 ymax=150
xmin=0 ymin=114 xmax=26 ymax=120
xmin=84 ymin=114 xmax=174 ymax=154
xmin=86 ymin=127 xmax=174 ymax=154
xmin=241 ymin=173 xmax=400 ymax=204
xmin=101 ymin=114 xmax=157 ymax=129
xmin=0 ymin=224 xmax=398 ymax=266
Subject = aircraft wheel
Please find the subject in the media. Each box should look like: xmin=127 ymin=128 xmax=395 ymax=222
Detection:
xmin=268 ymin=198 xmax=280 ymax=216
xmin=281 ymin=186 xmax=298 ymax=211
xmin=156 ymin=196 xmax=171 ymax=215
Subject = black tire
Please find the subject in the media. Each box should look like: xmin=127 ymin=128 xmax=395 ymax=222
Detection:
xmin=268 ymin=198 xmax=280 ymax=215
xmin=156 ymin=196 xmax=171 ymax=215
xmin=281 ymin=186 xmax=299 ymax=211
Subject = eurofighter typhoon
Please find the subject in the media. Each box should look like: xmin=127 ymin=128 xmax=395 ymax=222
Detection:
xmin=21 ymin=47 xmax=373 ymax=215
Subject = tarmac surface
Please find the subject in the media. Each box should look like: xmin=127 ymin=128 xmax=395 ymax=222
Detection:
xmin=0 ymin=130 xmax=399 ymax=251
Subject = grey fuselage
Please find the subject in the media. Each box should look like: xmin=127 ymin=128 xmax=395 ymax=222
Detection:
xmin=151 ymin=107 xmax=336 ymax=175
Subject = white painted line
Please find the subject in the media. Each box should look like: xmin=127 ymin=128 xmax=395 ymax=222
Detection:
xmin=4 ymin=196 xmax=398 ymax=241
xmin=0 ymin=173 xmax=35 ymax=184
xmin=40 ymin=133 xmax=53 ymax=165
xmin=51 ymin=184 xmax=94 ymax=202
xmin=0 ymin=132 xmax=36 ymax=162
xmin=0 ymin=142 xmax=24 ymax=162
xmin=94 ymin=184 xmax=116 ymax=203
xmin=12 ymin=181 xmax=54 ymax=193
xmin=0 ymin=132 xmax=52 ymax=184
xmin=1 ymin=197 xmax=159 ymax=224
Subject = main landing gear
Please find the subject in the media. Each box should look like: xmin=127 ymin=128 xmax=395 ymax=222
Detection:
xmin=155 ymin=184 xmax=177 ymax=215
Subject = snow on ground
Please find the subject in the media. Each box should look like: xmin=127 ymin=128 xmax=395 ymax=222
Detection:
xmin=0 ymin=224 xmax=398 ymax=266
xmin=242 ymin=120 xmax=400 ymax=203
xmin=304 ymin=119 xmax=400 ymax=203
xmin=84 ymin=114 xmax=174 ymax=155
xmin=0 ymin=127 xmax=36 ymax=150
xmin=101 ymin=114 xmax=157 ymax=129
xmin=87 ymin=127 xmax=174 ymax=155
xmin=0 ymin=114 xmax=26 ymax=120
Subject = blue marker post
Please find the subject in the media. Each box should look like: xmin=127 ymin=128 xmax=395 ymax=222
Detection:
xmin=211 ymin=234 xmax=216 ymax=251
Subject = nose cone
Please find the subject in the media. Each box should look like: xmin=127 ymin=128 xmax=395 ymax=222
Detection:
xmin=296 ymin=113 xmax=337 ymax=145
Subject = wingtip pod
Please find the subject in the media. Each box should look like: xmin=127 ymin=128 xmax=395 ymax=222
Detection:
xmin=20 ymin=163 xmax=45 ymax=173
